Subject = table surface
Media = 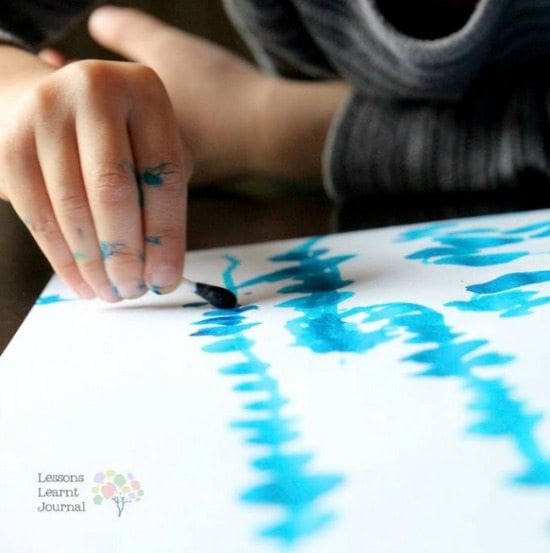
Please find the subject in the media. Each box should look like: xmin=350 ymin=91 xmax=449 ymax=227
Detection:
xmin=2 ymin=179 xmax=550 ymax=354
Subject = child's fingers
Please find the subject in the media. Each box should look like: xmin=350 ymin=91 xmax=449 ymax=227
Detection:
xmin=35 ymin=126 xmax=120 ymax=303
xmin=3 ymin=142 xmax=98 ymax=300
xmin=76 ymin=103 xmax=146 ymax=300
xmin=128 ymin=82 xmax=190 ymax=294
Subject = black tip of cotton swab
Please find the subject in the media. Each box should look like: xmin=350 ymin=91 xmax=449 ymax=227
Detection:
xmin=194 ymin=282 xmax=238 ymax=309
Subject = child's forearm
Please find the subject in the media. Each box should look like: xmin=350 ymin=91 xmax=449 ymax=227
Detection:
xmin=253 ymin=78 xmax=351 ymax=181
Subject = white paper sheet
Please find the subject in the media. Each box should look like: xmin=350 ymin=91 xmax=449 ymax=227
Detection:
xmin=1 ymin=209 xmax=550 ymax=553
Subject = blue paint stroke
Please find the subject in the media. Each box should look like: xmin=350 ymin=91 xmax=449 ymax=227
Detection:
xmin=225 ymin=237 xmax=550 ymax=495
xmin=191 ymin=234 xmax=550 ymax=546
xmin=191 ymin=300 xmax=343 ymax=546
xmin=357 ymin=303 xmax=550 ymax=485
xmin=467 ymin=271 xmax=550 ymax=294
xmin=398 ymin=219 xmax=550 ymax=266
xmin=505 ymin=221 xmax=550 ymax=238
xmin=35 ymin=294 xmax=75 ymax=305
xmin=447 ymin=271 xmax=550 ymax=317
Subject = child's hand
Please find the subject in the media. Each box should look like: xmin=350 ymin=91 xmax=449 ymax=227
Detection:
xmin=88 ymin=5 xmax=350 ymax=184
xmin=88 ymin=5 xmax=271 ymax=183
xmin=0 ymin=47 xmax=192 ymax=302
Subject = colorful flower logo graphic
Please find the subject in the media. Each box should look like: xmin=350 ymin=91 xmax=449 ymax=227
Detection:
xmin=91 ymin=470 xmax=144 ymax=517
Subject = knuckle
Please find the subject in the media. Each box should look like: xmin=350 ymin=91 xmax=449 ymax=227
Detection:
xmin=0 ymin=129 xmax=32 ymax=166
xmin=68 ymin=60 xmax=128 ymax=98
xmin=56 ymin=189 xmax=87 ymax=219
xmin=153 ymin=225 xmax=184 ymax=247
xmin=92 ymin=169 xmax=136 ymax=206
xmin=55 ymin=258 xmax=80 ymax=278
xmin=133 ymin=63 xmax=161 ymax=86
xmin=106 ymin=250 xmax=143 ymax=278
xmin=109 ymin=250 xmax=140 ymax=269
xmin=142 ymin=161 xmax=189 ymax=193
xmin=78 ymin=257 xmax=105 ymax=276
xmin=29 ymin=214 xmax=59 ymax=240
xmin=159 ymin=168 xmax=186 ymax=193
xmin=70 ymin=60 xmax=111 ymax=84
xmin=19 ymin=83 xmax=58 ymax=121
xmin=132 ymin=65 xmax=167 ymax=104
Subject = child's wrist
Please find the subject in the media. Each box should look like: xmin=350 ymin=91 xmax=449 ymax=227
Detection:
xmin=251 ymin=77 xmax=350 ymax=180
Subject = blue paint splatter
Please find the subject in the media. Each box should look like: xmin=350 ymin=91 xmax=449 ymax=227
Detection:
xmin=35 ymin=294 xmax=75 ymax=305
xmin=191 ymin=304 xmax=343 ymax=545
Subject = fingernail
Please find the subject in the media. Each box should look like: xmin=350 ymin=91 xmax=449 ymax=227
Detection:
xmin=148 ymin=266 xmax=180 ymax=294
xmin=76 ymin=282 xmax=96 ymax=300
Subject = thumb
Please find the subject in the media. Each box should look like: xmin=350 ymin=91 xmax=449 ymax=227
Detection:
xmin=88 ymin=5 xmax=174 ymax=63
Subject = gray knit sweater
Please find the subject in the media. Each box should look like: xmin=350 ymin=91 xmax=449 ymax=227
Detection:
xmin=1 ymin=0 xmax=549 ymax=198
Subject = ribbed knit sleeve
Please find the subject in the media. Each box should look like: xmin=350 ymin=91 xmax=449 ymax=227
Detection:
xmin=324 ymin=69 xmax=550 ymax=197
xmin=318 ymin=0 xmax=550 ymax=198
xmin=290 ymin=0 xmax=506 ymax=101
xmin=223 ymin=0 xmax=336 ymax=78
xmin=226 ymin=0 xmax=550 ymax=198
xmin=0 ymin=1 xmax=96 ymax=50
